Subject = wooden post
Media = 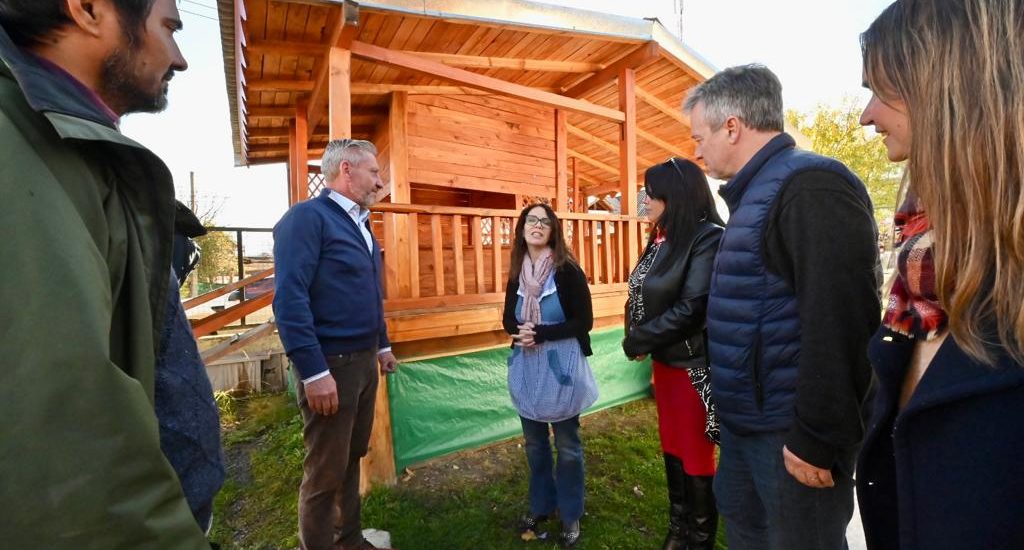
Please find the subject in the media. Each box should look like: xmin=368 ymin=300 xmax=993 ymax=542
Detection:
xmin=388 ymin=92 xmax=410 ymax=203
xmin=329 ymin=47 xmax=352 ymax=140
xmin=603 ymin=221 xmax=614 ymax=284
xmin=618 ymin=67 xmax=640 ymax=269
xmin=409 ymin=212 xmax=420 ymax=298
xmin=382 ymin=212 xmax=399 ymax=298
xmin=576 ymin=219 xmax=587 ymax=280
xmin=291 ymin=102 xmax=309 ymax=204
xmin=554 ymin=110 xmax=568 ymax=212
xmin=571 ymin=157 xmax=582 ymax=212
xmin=387 ymin=92 xmax=412 ymax=299
xmin=452 ymin=214 xmax=465 ymax=295
xmin=473 ymin=216 xmax=485 ymax=293
xmin=431 ymin=215 xmax=444 ymax=296
xmin=492 ymin=216 xmax=503 ymax=293
xmin=359 ymin=374 xmax=397 ymax=493
xmin=288 ymin=121 xmax=299 ymax=206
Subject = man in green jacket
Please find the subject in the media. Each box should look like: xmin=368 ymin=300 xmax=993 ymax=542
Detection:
xmin=0 ymin=0 xmax=211 ymax=547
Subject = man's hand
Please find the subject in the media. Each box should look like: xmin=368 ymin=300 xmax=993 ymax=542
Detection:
xmin=378 ymin=351 xmax=399 ymax=374
xmin=514 ymin=322 xmax=536 ymax=347
xmin=304 ymin=375 xmax=339 ymax=416
xmin=783 ymin=445 xmax=834 ymax=488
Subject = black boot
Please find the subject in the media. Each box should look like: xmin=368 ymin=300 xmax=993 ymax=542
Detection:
xmin=684 ymin=474 xmax=718 ymax=550
xmin=661 ymin=454 xmax=688 ymax=550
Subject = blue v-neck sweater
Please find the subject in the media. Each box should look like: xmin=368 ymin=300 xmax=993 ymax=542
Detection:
xmin=272 ymin=190 xmax=389 ymax=379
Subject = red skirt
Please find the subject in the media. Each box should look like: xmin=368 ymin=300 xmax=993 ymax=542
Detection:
xmin=652 ymin=360 xmax=716 ymax=475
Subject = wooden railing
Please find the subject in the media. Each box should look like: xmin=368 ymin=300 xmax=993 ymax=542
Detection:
xmin=371 ymin=204 xmax=650 ymax=311
xmin=187 ymin=267 xmax=275 ymax=339
xmin=179 ymin=207 xmax=651 ymax=356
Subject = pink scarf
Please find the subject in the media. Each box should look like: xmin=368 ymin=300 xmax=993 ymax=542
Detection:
xmin=519 ymin=248 xmax=555 ymax=324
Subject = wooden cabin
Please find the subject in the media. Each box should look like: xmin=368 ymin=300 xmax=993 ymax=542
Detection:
xmin=211 ymin=0 xmax=720 ymax=488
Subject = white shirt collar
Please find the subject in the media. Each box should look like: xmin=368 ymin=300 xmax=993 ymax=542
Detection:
xmin=327 ymin=189 xmax=369 ymax=223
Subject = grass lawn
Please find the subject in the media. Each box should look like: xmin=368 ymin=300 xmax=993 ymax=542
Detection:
xmin=211 ymin=394 xmax=727 ymax=550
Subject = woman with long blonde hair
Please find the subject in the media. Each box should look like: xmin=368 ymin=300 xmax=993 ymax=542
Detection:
xmin=857 ymin=1 xmax=1024 ymax=548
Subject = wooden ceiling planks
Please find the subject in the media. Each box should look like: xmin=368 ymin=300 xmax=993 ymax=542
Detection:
xmin=301 ymin=4 xmax=328 ymax=42
xmin=555 ymin=41 xmax=626 ymax=91
xmin=376 ymin=17 xmax=422 ymax=90
xmin=360 ymin=14 xmax=405 ymax=83
xmin=289 ymin=8 xmax=324 ymax=82
xmin=400 ymin=17 xmax=438 ymax=53
xmin=247 ymin=0 xmax=268 ymax=81
xmin=520 ymin=38 xmax=609 ymax=90
xmin=261 ymin=0 xmax=288 ymax=79
xmin=350 ymin=12 xmax=387 ymax=83
xmin=493 ymin=32 xmax=563 ymax=80
xmin=509 ymin=33 xmax=586 ymax=88
xmin=455 ymin=25 xmax=503 ymax=56
xmin=231 ymin=1 xmax=706 ymax=175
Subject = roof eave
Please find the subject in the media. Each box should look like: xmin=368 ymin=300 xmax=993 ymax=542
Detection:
xmin=216 ymin=0 xmax=247 ymax=166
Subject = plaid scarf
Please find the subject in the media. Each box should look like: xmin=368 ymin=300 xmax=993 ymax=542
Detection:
xmin=882 ymin=193 xmax=948 ymax=339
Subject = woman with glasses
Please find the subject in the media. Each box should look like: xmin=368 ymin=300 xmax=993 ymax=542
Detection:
xmin=503 ymin=203 xmax=598 ymax=548
xmin=856 ymin=2 xmax=1024 ymax=548
xmin=623 ymin=158 xmax=724 ymax=550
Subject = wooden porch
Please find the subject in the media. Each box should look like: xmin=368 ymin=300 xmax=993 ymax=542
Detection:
xmin=209 ymin=0 xmax=718 ymax=489
xmin=371 ymin=203 xmax=650 ymax=358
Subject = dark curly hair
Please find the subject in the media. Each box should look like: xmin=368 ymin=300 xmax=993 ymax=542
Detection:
xmin=0 ymin=0 xmax=157 ymax=47
xmin=507 ymin=203 xmax=576 ymax=283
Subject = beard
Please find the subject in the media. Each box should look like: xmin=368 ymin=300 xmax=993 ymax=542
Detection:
xmin=99 ymin=47 xmax=172 ymax=115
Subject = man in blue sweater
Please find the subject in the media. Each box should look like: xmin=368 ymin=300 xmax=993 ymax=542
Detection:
xmin=273 ymin=139 xmax=398 ymax=550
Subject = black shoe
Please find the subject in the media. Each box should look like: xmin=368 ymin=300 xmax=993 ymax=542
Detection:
xmin=518 ymin=513 xmax=549 ymax=541
xmin=684 ymin=474 xmax=718 ymax=550
xmin=662 ymin=454 xmax=689 ymax=550
xmin=661 ymin=509 xmax=687 ymax=550
xmin=560 ymin=520 xmax=581 ymax=548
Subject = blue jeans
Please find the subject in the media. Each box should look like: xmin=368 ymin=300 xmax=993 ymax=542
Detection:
xmin=520 ymin=415 xmax=585 ymax=523
xmin=714 ymin=424 xmax=856 ymax=550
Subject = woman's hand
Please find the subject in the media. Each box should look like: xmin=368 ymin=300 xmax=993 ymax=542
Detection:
xmin=622 ymin=336 xmax=646 ymax=361
xmin=514 ymin=322 xmax=537 ymax=347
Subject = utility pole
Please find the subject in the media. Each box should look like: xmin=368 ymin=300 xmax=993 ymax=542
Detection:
xmin=190 ymin=170 xmax=197 ymax=212
xmin=189 ymin=171 xmax=200 ymax=298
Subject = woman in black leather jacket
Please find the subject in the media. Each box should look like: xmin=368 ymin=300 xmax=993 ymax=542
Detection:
xmin=623 ymin=158 xmax=724 ymax=550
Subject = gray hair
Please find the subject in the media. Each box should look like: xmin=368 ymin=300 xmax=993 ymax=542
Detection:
xmin=321 ymin=139 xmax=378 ymax=182
xmin=683 ymin=64 xmax=784 ymax=132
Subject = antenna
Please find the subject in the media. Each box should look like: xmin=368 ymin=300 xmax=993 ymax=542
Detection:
xmin=674 ymin=0 xmax=684 ymax=38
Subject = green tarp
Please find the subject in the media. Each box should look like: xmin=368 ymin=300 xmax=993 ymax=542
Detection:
xmin=388 ymin=326 xmax=651 ymax=472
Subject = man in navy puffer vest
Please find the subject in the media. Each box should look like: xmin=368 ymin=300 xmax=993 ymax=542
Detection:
xmin=684 ymin=65 xmax=880 ymax=550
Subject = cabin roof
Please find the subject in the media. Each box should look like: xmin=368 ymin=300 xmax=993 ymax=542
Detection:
xmin=216 ymin=0 xmax=727 ymax=194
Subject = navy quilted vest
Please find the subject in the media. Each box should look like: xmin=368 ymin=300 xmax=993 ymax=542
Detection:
xmin=707 ymin=134 xmax=869 ymax=434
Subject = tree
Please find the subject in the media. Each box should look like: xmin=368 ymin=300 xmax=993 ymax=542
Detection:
xmin=189 ymin=193 xmax=236 ymax=288
xmin=786 ymin=97 xmax=902 ymax=227
xmin=195 ymin=230 xmax=236 ymax=287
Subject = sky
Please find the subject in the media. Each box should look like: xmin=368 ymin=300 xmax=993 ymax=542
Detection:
xmin=120 ymin=0 xmax=894 ymax=231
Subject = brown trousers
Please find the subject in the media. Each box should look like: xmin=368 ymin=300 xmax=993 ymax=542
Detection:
xmin=295 ymin=349 xmax=379 ymax=550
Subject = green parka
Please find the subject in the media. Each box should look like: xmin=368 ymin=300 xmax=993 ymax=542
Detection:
xmin=0 ymin=27 xmax=209 ymax=548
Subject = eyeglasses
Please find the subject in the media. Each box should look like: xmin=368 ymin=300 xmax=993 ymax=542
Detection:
xmin=525 ymin=215 xmax=553 ymax=228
